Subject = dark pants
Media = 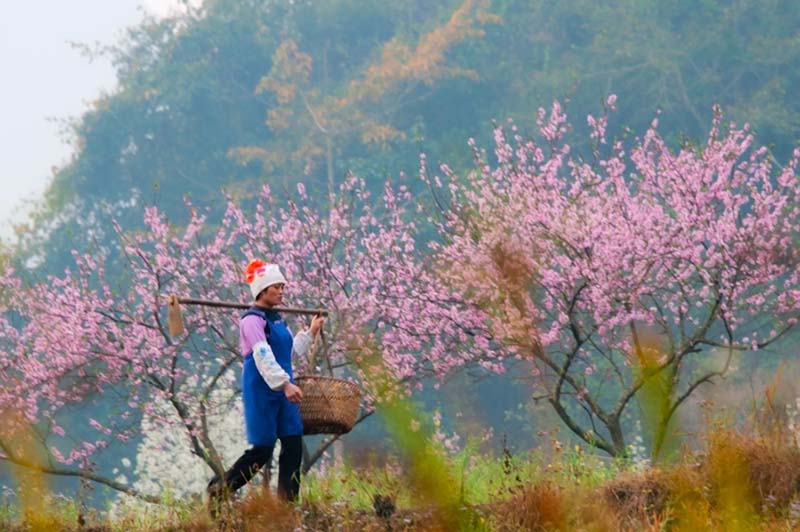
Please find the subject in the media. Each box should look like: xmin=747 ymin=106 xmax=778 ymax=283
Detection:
xmin=207 ymin=435 xmax=303 ymax=504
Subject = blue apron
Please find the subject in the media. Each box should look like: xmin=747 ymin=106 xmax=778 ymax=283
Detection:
xmin=241 ymin=307 xmax=303 ymax=446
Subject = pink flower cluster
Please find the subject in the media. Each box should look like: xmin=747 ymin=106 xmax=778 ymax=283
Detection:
xmin=1 ymin=98 xmax=798 ymax=465
xmin=428 ymin=100 xmax=800 ymax=400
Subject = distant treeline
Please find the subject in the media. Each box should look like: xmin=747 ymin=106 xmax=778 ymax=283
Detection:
xmin=16 ymin=0 xmax=800 ymax=266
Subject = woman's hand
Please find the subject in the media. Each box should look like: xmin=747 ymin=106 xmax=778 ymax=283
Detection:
xmin=283 ymin=382 xmax=303 ymax=403
xmin=309 ymin=314 xmax=325 ymax=337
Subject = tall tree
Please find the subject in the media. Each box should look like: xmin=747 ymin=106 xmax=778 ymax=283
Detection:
xmin=19 ymin=0 xmax=800 ymax=271
xmin=0 ymin=176 xmax=494 ymax=498
xmin=229 ymin=0 xmax=499 ymax=195
xmin=428 ymin=99 xmax=800 ymax=457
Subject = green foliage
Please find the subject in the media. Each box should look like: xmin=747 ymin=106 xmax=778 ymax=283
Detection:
xmin=302 ymin=460 xmax=409 ymax=511
xmin=0 ymin=489 xmax=90 ymax=532
xmin=5 ymin=429 xmax=800 ymax=530
xmin=109 ymin=492 xmax=197 ymax=532
xmin=0 ymin=487 xmax=17 ymax=530
xmin=22 ymin=0 xmax=800 ymax=270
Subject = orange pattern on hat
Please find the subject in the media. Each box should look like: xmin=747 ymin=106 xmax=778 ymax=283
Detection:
xmin=245 ymin=259 xmax=267 ymax=284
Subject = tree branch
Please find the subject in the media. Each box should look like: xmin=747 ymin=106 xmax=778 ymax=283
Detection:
xmin=0 ymin=453 xmax=162 ymax=504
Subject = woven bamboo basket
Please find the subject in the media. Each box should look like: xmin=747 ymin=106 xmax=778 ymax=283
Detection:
xmin=295 ymin=375 xmax=362 ymax=435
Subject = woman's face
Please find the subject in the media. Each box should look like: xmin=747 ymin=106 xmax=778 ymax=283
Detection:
xmin=258 ymin=283 xmax=285 ymax=307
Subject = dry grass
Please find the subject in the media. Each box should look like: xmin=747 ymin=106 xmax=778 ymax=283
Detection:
xmin=491 ymin=483 xmax=567 ymax=531
xmin=602 ymin=468 xmax=671 ymax=527
xmin=597 ymin=429 xmax=800 ymax=531
xmin=6 ymin=429 xmax=800 ymax=531
xmin=719 ymin=430 xmax=800 ymax=508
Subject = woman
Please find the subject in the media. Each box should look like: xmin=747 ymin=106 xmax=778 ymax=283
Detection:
xmin=207 ymin=258 xmax=324 ymax=508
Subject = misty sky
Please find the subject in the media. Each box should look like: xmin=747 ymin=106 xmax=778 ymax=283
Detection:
xmin=0 ymin=0 xmax=190 ymax=242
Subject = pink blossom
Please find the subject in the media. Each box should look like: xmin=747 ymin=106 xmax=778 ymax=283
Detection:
xmin=424 ymin=99 xmax=800 ymax=453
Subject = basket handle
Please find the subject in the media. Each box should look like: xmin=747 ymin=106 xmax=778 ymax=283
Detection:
xmin=307 ymin=326 xmax=335 ymax=377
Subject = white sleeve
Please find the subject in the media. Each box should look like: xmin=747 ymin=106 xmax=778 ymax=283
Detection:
xmin=292 ymin=329 xmax=313 ymax=357
xmin=252 ymin=340 xmax=290 ymax=390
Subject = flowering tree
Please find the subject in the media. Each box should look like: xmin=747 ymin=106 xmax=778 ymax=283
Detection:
xmin=4 ymin=96 xmax=795 ymax=498
xmin=0 ymin=176 xmax=495 ymax=499
xmin=125 ymin=375 xmax=246 ymax=499
xmin=427 ymin=98 xmax=800 ymax=457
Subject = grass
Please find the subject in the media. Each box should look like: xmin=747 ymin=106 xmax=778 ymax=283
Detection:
xmin=6 ymin=428 xmax=800 ymax=530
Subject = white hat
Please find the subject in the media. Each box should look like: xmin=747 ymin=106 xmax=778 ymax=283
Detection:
xmin=245 ymin=259 xmax=287 ymax=300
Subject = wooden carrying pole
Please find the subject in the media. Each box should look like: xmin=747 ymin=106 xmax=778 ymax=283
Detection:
xmin=167 ymin=295 xmax=328 ymax=337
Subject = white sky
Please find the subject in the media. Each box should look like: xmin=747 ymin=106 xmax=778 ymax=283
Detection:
xmin=0 ymin=0 xmax=193 ymax=243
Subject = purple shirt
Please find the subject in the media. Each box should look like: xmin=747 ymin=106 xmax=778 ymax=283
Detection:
xmin=240 ymin=314 xmax=269 ymax=357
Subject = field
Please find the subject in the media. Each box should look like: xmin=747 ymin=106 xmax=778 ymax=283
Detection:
xmin=4 ymin=426 xmax=800 ymax=532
